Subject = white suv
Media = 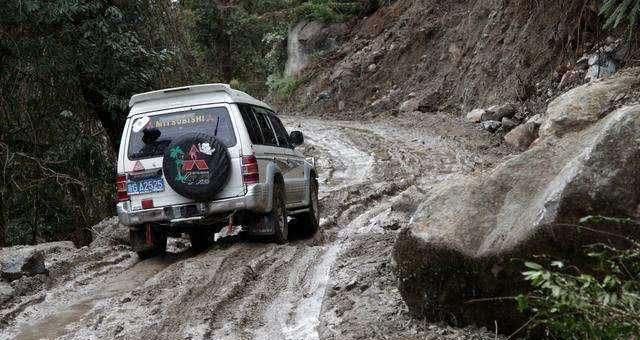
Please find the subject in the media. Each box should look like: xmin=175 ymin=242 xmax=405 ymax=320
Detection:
xmin=115 ymin=84 xmax=319 ymax=257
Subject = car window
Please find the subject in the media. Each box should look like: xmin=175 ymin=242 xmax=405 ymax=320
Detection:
xmin=267 ymin=114 xmax=291 ymax=148
xmin=253 ymin=107 xmax=278 ymax=146
xmin=238 ymin=104 xmax=264 ymax=145
xmin=127 ymin=107 xmax=236 ymax=160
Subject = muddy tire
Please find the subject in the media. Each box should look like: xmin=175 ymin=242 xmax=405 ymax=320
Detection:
xmin=130 ymin=225 xmax=167 ymax=259
xmin=188 ymin=229 xmax=212 ymax=252
xmin=298 ymin=178 xmax=320 ymax=237
xmin=270 ymin=178 xmax=289 ymax=244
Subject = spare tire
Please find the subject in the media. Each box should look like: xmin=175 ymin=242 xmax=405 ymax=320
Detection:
xmin=162 ymin=132 xmax=231 ymax=201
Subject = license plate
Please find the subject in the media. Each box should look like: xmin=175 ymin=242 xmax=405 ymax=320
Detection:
xmin=127 ymin=177 xmax=165 ymax=195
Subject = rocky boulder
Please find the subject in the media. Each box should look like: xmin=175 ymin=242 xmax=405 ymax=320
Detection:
xmin=540 ymin=68 xmax=640 ymax=138
xmin=466 ymin=109 xmax=485 ymax=123
xmin=1 ymin=248 xmax=47 ymax=281
xmin=0 ymin=281 xmax=15 ymax=303
xmin=504 ymin=121 xmax=538 ymax=150
xmin=393 ymin=70 xmax=640 ymax=333
xmin=285 ymin=21 xmax=348 ymax=77
xmin=483 ymin=103 xmax=516 ymax=121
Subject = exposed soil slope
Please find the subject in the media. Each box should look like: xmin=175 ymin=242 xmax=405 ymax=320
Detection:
xmin=281 ymin=0 xmax=636 ymax=120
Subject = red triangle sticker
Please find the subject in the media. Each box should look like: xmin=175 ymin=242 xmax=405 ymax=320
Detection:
xmin=195 ymin=160 xmax=209 ymax=170
xmin=132 ymin=161 xmax=145 ymax=172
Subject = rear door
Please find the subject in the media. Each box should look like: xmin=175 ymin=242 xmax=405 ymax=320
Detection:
xmin=266 ymin=112 xmax=306 ymax=205
xmin=251 ymin=106 xmax=300 ymax=205
xmin=238 ymin=104 xmax=270 ymax=187
xmin=122 ymin=105 xmax=245 ymax=210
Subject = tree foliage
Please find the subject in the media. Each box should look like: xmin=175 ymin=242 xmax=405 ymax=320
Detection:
xmin=0 ymin=0 xmax=183 ymax=245
xmin=181 ymin=0 xmax=365 ymax=96
xmin=600 ymin=0 xmax=640 ymax=32
xmin=517 ymin=217 xmax=640 ymax=339
xmin=0 ymin=0 xmax=368 ymax=246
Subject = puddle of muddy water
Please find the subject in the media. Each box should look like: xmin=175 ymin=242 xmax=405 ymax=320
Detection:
xmin=11 ymin=258 xmax=171 ymax=340
xmin=15 ymin=300 xmax=94 ymax=340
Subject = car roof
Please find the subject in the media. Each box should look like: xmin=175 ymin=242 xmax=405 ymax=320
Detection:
xmin=128 ymin=84 xmax=273 ymax=117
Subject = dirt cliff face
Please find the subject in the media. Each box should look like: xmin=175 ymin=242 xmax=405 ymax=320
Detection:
xmin=281 ymin=0 xmax=615 ymax=118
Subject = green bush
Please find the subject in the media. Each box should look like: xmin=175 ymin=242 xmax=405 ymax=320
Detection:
xmin=292 ymin=0 xmax=362 ymax=23
xmin=517 ymin=216 xmax=640 ymax=339
xmin=0 ymin=0 xmax=181 ymax=245
xmin=600 ymin=0 xmax=640 ymax=31
xmin=266 ymin=74 xmax=300 ymax=99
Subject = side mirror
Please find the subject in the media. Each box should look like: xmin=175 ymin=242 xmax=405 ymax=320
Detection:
xmin=290 ymin=131 xmax=304 ymax=147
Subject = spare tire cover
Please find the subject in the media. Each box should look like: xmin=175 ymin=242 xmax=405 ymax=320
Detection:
xmin=162 ymin=132 xmax=231 ymax=201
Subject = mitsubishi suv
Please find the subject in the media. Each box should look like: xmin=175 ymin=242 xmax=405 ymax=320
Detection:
xmin=115 ymin=84 xmax=319 ymax=257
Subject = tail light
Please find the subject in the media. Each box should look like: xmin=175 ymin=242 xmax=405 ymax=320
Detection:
xmin=116 ymin=174 xmax=129 ymax=202
xmin=242 ymin=155 xmax=259 ymax=184
xmin=141 ymin=198 xmax=154 ymax=209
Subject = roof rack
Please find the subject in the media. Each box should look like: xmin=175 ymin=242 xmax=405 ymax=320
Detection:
xmin=129 ymin=84 xmax=237 ymax=107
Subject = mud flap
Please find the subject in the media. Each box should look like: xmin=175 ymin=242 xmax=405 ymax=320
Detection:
xmin=145 ymin=223 xmax=154 ymax=245
xmin=130 ymin=224 xmax=167 ymax=257
xmin=248 ymin=215 xmax=276 ymax=235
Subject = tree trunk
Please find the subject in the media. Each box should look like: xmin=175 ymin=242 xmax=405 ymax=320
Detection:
xmin=80 ymin=83 xmax=125 ymax=152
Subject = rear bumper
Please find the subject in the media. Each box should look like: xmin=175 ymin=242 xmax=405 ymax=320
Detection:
xmin=117 ymin=183 xmax=270 ymax=226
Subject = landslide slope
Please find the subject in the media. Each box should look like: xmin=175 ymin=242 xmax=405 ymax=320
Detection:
xmin=282 ymin=0 xmax=627 ymax=119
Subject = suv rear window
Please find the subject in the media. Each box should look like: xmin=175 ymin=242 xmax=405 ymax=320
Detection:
xmin=238 ymin=104 xmax=264 ymax=145
xmin=127 ymin=107 xmax=236 ymax=160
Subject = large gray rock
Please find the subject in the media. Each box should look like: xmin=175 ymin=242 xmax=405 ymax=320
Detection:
xmin=483 ymin=103 xmax=516 ymax=121
xmin=0 ymin=241 xmax=74 ymax=282
xmin=0 ymin=281 xmax=15 ymax=303
xmin=466 ymin=109 xmax=485 ymax=123
xmin=504 ymin=121 xmax=538 ymax=150
xmin=285 ymin=21 xmax=348 ymax=76
xmin=540 ymin=68 xmax=640 ymax=138
xmin=0 ymin=248 xmax=47 ymax=281
xmin=393 ymin=103 xmax=640 ymax=332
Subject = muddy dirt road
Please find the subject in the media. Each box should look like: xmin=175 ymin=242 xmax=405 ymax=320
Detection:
xmin=0 ymin=114 xmax=508 ymax=340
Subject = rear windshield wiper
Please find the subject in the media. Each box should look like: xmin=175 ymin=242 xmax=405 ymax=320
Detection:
xmin=213 ymin=116 xmax=220 ymax=137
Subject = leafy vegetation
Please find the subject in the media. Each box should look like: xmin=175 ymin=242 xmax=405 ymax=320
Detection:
xmin=517 ymin=216 xmax=640 ymax=339
xmin=0 ymin=0 xmax=368 ymax=246
xmin=0 ymin=0 xmax=187 ymax=245
xmin=292 ymin=0 xmax=363 ymax=23
xmin=600 ymin=0 xmax=640 ymax=32
xmin=267 ymin=74 xmax=301 ymax=99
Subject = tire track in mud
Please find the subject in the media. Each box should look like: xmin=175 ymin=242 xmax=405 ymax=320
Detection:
xmin=4 ymin=250 xmax=174 ymax=340
xmin=249 ymin=118 xmax=440 ymax=340
xmin=0 ymin=115 xmax=501 ymax=340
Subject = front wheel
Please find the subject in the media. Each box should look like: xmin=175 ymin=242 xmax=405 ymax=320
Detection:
xmin=298 ymin=178 xmax=319 ymax=237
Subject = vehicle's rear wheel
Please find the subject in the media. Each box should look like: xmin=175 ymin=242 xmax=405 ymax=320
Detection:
xmin=188 ymin=229 xmax=213 ymax=252
xmin=130 ymin=224 xmax=167 ymax=259
xmin=270 ymin=178 xmax=288 ymax=244
xmin=298 ymin=177 xmax=320 ymax=237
